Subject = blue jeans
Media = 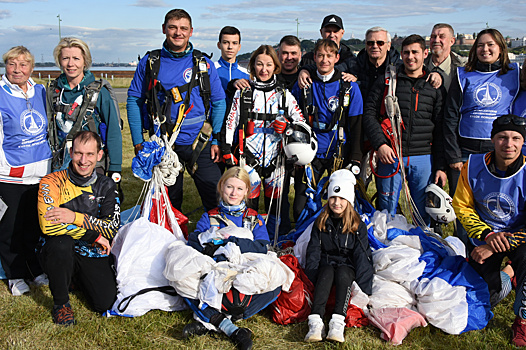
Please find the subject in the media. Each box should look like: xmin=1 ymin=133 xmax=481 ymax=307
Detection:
xmin=376 ymin=154 xmax=432 ymax=224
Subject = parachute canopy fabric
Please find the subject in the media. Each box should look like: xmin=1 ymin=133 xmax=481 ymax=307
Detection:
xmin=290 ymin=192 xmax=493 ymax=340
xmin=110 ymin=217 xmax=187 ymax=317
xmin=131 ymin=140 xmax=165 ymax=181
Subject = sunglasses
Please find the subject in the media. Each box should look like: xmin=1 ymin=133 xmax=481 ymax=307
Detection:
xmin=366 ymin=40 xmax=385 ymax=47
xmin=496 ymin=115 xmax=526 ymax=126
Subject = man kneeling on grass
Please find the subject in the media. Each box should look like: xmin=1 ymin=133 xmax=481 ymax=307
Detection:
xmin=37 ymin=131 xmax=120 ymax=325
xmin=453 ymin=115 xmax=526 ymax=346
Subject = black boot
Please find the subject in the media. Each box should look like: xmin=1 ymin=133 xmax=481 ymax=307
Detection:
xmin=182 ymin=322 xmax=210 ymax=339
xmin=230 ymin=328 xmax=253 ymax=350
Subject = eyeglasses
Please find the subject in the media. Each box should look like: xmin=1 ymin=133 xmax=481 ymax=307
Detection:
xmin=496 ymin=115 xmax=526 ymax=126
xmin=366 ymin=40 xmax=385 ymax=47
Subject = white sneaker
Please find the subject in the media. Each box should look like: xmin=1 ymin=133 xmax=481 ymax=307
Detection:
xmin=326 ymin=314 xmax=346 ymax=343
xmin=9 ymin=279 xmax=30 ymax=296
xmin=32 ymin=273 xmax=49 ymax=286
xmin=304 ymin=314 xmax=325 ymax=342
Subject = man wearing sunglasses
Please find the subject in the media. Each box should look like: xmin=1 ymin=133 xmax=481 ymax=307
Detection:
xmin=453 ymin=114 xmax=526 ymax=347
xmin=346 ymin=27 xmax=401 ymax=101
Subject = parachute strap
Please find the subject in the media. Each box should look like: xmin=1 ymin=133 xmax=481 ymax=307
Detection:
xmin=144 ymin=49 xmax=212 ymax=139
xmin=208 ymin=207 xmax=260 ymax=231
xmin=332 ymin=79 xmax=352 ymax=172
xmin=47 ymin=78 xmax=106 ymax=171
xmin=302 ymin=85 xmax=317 ymax=127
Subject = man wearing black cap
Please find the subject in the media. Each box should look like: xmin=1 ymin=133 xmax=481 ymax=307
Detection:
xmin=453 ymin=114 xmax=526 ymax=347
xmin=300 ymin=14 xmax=354 ymax=69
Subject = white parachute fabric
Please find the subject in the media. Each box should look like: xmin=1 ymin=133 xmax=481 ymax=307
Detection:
xmin=293 ymin=221 xmax=314 ymax=268
xmin=412 ymin=277 xmax=468 ymax=334
xmin=164 ymin=241 xmax=294 ymax=310
xmin=366 ymin=211 xmax=491 ymax=336
xmin=368 ymin=275 xmax=416 ymax=310
xmin=163 ymin=241 xmax=215 ymax=299
xmin=110 ymin=218 xmax=186 ymax=317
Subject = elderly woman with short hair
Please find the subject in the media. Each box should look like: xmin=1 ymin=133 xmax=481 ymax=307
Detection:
xmin=0 ymin=46 xmax=51 ymax=295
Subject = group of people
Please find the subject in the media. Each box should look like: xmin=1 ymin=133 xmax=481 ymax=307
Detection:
xmin=0 ymin=35 xmax=122 ymax=330
xmin=2 ymin=6 xmax=526 ymax=349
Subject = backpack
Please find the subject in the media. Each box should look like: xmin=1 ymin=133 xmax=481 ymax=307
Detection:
xmin=46 ymin=78 xmax=122 ymax=172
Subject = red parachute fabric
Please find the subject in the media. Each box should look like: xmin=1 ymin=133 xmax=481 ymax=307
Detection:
xmin=149 ymin=185 xmax=188 ymax=238
xmin=271 ymin=254 xmax=314 ymax=325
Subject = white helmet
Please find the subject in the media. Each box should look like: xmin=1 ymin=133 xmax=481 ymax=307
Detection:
xmin=425 ymin=183 xmax=456 ymax=224
xmin=282 ymin=121 xmax=318 ymax=166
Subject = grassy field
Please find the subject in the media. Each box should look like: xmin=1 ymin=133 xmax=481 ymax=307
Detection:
xmin=0 ymin=103 xmax=521 ymax=349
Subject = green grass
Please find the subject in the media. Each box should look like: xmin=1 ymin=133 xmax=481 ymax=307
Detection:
xmin=0 ymin=103 xmax=520 ymax=349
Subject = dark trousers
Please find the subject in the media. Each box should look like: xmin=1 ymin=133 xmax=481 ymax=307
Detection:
xmin=39 ymin=235 xmax=116 ymax=312
xmin=311 ymin=264 xmax=355 ymax=316
xmin=0 ymin=182 xmax=42 ymax=279
xmin=168 ymin=143 xmax=221 ymax=212
xmin=293 ymin=158 xmax=333 ymax=221
xmin=469 ymin=244 xmax=526 ymax=316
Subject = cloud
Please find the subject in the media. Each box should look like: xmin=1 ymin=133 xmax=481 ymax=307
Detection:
xmin=131 ymin=0 xmax=168 ymax=8
xmin=0 ymin=10 xmax=10 ymax=19
xmin=0 ymin=25 xmax=164 ymax=63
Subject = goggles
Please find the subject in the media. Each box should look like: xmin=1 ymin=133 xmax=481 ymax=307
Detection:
xmin=496 ymin=115 xmax=526 ymax=126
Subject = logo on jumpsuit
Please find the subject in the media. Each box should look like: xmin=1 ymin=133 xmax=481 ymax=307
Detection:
xmin=20 ymin=109 xmax=45 ymax=136
xmin=482 ymin=191 xmax=515 ymax=223
xmin=473 ymin=82 xmax=502 ymax=107
xmin=328 ymin=96 xmax=339 ymax=112
xmin=183 ymin=68 xmax=193 ymax=83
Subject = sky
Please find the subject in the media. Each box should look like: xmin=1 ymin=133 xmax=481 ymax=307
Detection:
xmin=0 ymin=0 xmax=525 ymax=64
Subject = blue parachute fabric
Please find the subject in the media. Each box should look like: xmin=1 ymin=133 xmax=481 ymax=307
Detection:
xmin=410 ymin=226 xmax=493 ymax=333
xmin=131 ymin=141 xmax=165 ymax=181
xmin=120 ymin=205 xmax=141 ymax=227
xmin=362 ymin=215 xmax=387 ymax=250
xmin=355 ymin=189 xmax=375 ymax=216
xmin=279 ymin=175 xmax=329 ymax=244
xmin=0 ymin=262 xmax=5 ymax=279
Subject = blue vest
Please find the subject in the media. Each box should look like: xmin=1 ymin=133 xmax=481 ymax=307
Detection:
xmin=513 ymin=89 xmax=526 ymax=119
xmin=458 ymin=63 xmax=520 ymax=140
xmin=0 ymin=84 xmax=51 ymax=166
xmin=468 ymin=153 xmax=526 ymax=233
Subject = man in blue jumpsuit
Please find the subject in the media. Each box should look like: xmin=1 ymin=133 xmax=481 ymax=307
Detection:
xmin=127 ymin=9 xmax=226 ymax=211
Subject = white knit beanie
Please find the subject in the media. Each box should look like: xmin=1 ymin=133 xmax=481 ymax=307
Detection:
xmin=327 ymin=169 xmax=356 ymax=206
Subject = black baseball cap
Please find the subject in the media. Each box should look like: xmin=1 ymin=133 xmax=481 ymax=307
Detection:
xmin=321 ymin=15 xmax=344 ymax=30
